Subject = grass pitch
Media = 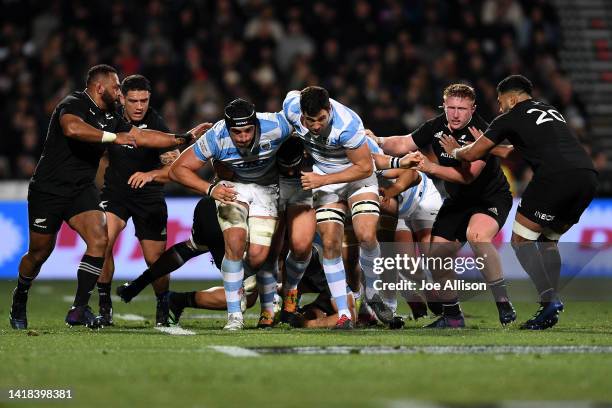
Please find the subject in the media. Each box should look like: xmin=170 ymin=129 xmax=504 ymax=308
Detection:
xmin=1 ymin=280 xmax=612 ymax=408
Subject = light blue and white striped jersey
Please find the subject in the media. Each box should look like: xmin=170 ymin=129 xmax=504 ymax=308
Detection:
xmin=193 ymin=112 xmax=292 ymax=185
xmin=398 ymin=171 xmax=430 ymax=218
xmin=366 ymin=137 xmax=383 ymax=155
xmin=282 ymin=90 xmax=368 ymax=174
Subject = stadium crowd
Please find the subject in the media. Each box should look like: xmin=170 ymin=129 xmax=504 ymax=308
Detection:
xmin=0 ymin=0 xmax=604 ymax=194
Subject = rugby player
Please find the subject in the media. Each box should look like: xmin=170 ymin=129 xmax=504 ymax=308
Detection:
xmin=443 ymin=75 xmax=598 ymax=329
xmin=97 ymin=74 xmax=187 ymax=327
xmin=9 ymin=64 xmax=201 ymax=329
xmin=266 ymin=137 xmax=318 ymax=325
xmin=168 ymin=98 xmax=293 ymax=330
xmin=370 ymin=83 xmax=516 ymax=328
xmin=282 ymin=86 xmax=410 ymax=329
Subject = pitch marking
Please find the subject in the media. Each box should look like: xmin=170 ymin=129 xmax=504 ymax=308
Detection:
xmin=154 ymin=326 xmax=196 ymax=336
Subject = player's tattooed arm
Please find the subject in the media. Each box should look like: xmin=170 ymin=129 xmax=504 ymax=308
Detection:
xmin=127 ymin=149 xmax=180 ymax=188
xmin=160 ymin=149 xmax=180 ymax=166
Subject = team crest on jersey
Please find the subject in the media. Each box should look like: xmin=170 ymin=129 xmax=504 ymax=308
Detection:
xmin=260 ymin=140 xmax=272 ymax=151
xmin=434 ymin=131 xmax=443 ymax=139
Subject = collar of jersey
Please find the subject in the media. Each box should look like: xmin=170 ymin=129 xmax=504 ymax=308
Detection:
xmin=83 ymin=89 xmax=103 ymax=111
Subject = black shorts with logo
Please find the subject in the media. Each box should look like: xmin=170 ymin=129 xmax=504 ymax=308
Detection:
xmin=432 ymin=191 xmax=512 ymax=242
xmin=101 ymin=187 xmax=167 ymax=241
xmin=518 ymin=169 xmax=598 ymax=229
xmin=28 ymin=185 xmax=102 ymax=234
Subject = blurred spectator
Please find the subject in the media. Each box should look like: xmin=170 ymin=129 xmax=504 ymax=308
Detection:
xmin=0 ymin=0 xmax=603 ymax=196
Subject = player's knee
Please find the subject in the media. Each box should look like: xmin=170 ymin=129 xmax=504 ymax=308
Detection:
xmin=321 ymin=234 xmax=342 ymax=253
xmin=290 ymin=238 xmax=312 ymax=260
xmin=466 ymin=229 xmax=492 ymax=243
xmin=25 ymin=248 xmax=52 ymax=266
xmin=356 ymin=229 xmax=378 ymax=247
xmin=246 ymin=256 xmax=265 ymax=270
xmin=224 ymin=242 xmax=245 ymax=261
xmin=86 ymin=229 xmax=109 ymax=253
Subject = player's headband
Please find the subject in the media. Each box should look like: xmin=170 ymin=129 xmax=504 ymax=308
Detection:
xmin=224 ymin=99 xmax=257 ymax=130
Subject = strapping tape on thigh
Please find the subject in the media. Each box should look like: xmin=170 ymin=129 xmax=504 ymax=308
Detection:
xmin=512 ymin=220 xmax=541 ymax=240
xmin=351 ymin=199 xmax=380 ymax=218
xmin=217 ymin=202 xmax=248 ymax=231
xmin=315 ymin=207 xmax=346 ymax=225
xmin=248 ymin=217 xmax=277 ymax=246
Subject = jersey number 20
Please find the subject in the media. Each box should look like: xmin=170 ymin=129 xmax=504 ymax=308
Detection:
xmin=526 ymin=108 xmax=566 ymax=125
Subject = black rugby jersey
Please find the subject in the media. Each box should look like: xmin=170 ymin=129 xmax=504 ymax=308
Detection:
xmin=30 ymin=91 xmax=132 ymax=197
xmin=484 ymin=99 xmax=595 ymax=177
xmin=411 ymin=112 xmax=509 ymax=200
xmin=103 ymin=107 xmax=173 ymax=197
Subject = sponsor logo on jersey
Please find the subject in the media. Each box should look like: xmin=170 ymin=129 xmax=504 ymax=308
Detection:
xmin=99 ymin=201 xmax=108 ymax=210
xmin=535 ymin=210 xmax=555 ymax=222
xmin=434 ymin=131 xmax=443 ymax=139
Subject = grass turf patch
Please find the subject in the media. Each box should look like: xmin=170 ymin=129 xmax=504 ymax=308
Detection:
xmin=1 ymin=280 xmax=611 ymax=408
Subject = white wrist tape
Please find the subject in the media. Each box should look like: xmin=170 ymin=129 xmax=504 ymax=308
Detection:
xmin=101 ymin=131 xmax=117 ymax=143
xmin=451 ymin=148 xmax=460 ymax=160
xmin=389 ymin=157 xmax=401 ymax=168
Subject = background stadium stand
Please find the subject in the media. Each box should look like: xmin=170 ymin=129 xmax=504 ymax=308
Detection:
xmin=0 ymin=0 xmax=609 ymax=195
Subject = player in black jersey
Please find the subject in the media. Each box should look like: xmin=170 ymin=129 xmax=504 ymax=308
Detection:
xmin=445 ymin=75 xmax=598 ymax=330
xmin=9 ymin=64 xmax=204 ymax=330
xmin=96 ymin=75 xmax=185 ymax=327
xmin=115 ymin=195 xmax=226 ymax=303
xmin=369 ymin=84 xmax=516 ymax=328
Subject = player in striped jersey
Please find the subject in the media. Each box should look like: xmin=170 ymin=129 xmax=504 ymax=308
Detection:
xmin=168 ymin=98 xmax=293 ymax=330
xmin=282 ymin=86 xmax=412 ymax=328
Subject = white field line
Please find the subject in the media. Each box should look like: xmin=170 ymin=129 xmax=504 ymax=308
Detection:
xmin=154 ymin=326 xmax=196 ymax=336
xmin=209 ymin=346 xmax=260 ymax=357
xmin=114 ymin=313 xmax=147 ymax=321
